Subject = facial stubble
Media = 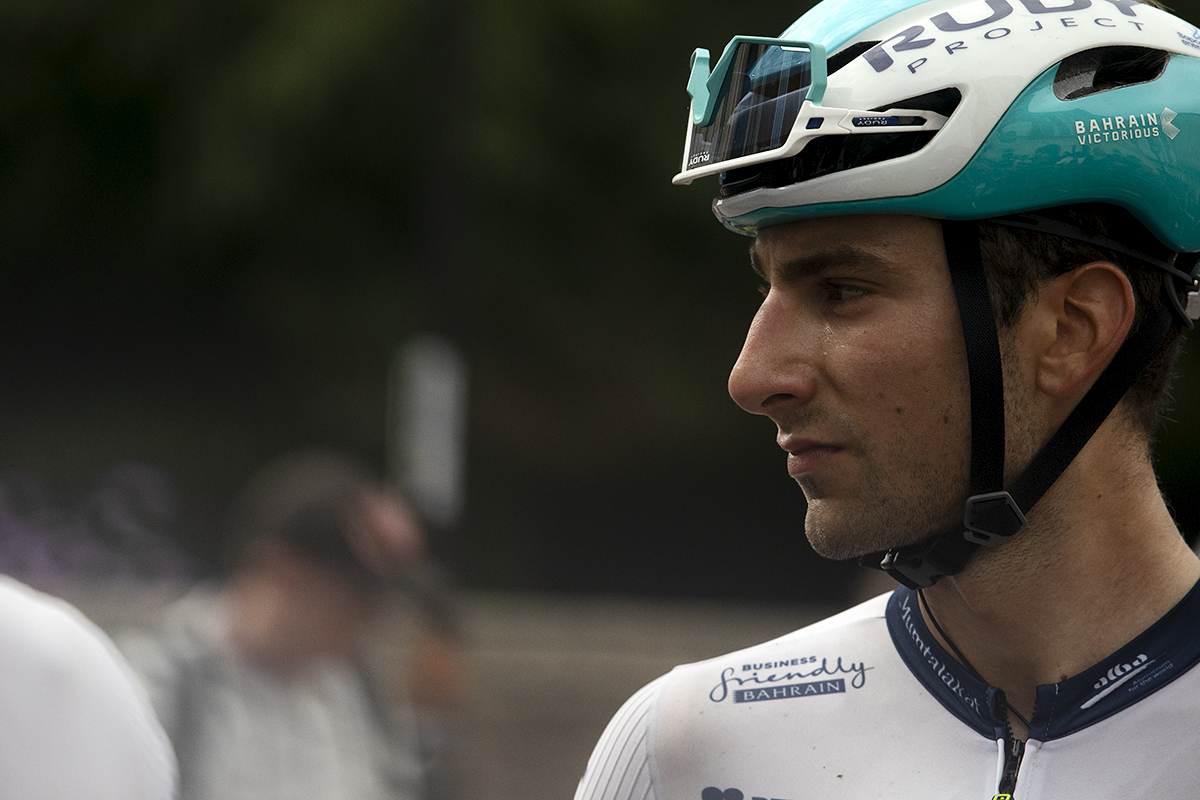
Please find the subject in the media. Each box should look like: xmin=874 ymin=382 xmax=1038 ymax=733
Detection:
xmin=796 ymin=398 xmax=973 ymax=562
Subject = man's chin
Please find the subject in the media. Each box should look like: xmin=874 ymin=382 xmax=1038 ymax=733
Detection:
xmin=803 ymin=508 xmax=935 ymax=561
xmin=804 ymin=534 xmax=886 ymax=562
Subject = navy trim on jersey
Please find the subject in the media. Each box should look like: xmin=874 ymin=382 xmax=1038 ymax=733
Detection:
xmin=887 ymin=578 xmax=1200 ymax=742
xmin=886 ymin=587 xmax=1006 ymax=739
xmin=1029 ymin=576 xmax=1200 ymax=739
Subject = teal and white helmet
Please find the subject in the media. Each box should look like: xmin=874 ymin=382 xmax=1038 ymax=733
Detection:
xmin=677 ymin=0 xmax=1200 ymax=255
xmin=677 ymin=0 xmax=1200 ymax=588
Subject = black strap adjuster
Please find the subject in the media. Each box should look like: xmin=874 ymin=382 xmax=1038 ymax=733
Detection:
xmin=962 ymin=491 xmax=1027 ymax=547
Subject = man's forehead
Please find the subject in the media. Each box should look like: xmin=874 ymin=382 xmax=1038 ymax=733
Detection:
xmin=749 ymin=215 xmax=945 ymax=278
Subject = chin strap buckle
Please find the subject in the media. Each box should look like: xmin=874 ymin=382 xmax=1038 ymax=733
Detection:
xmin=863 ymin=492 xmax=1029 ymax=589
xmin=962 ymin=491 xmax=1027 ymax=547
xmin=879 ymin=549 xmax=939 ymax=590
xmin=871 ymin=530 xmax=977 ymax=590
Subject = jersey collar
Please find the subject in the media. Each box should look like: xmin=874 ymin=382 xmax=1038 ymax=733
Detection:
xmin=886 ymin=579 xmax=1200 ymax=741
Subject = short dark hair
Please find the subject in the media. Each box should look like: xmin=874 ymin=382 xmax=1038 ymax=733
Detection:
xmin=977 ymin=0 xmax=1180 ymax=435
xmin=976 ymin=204 xmax=1186 ymax=436
xmin=225 ymin=449 xmax=380 ymax=585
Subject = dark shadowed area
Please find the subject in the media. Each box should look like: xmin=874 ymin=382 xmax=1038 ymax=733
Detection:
xmin=0 ymin=0 xmax=1196 ymax=606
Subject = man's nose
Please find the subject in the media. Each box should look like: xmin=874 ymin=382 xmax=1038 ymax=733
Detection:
xmin=728 ymin=294 xmax=817 ymax=416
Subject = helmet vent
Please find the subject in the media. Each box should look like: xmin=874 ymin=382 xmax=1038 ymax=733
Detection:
xmin=828 ymin=41 xmax=880 ymax=75
xmin=1054 ymin=47 xmax=1169 ymax=101
xmin=872 ymin=87 xmax=962 ymax=118
xmin=719 ymin=88 xmax=961 ymax=198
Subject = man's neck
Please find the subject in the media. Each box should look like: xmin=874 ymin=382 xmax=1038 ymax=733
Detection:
xmin=917 ymin=436 xmax=1200 ymax=735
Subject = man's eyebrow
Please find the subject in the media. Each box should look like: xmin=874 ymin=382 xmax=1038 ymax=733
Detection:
xmin=748 ymin=243 xmax=893 ymax=283
xmin=749 ymin=244 xmax=768 ymax=281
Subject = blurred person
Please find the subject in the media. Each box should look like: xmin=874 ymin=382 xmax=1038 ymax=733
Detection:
xmin=576 ymin=1 xmax=1200 ymax=798
xmin=0 ymin=472 xmax=177 ymax=798
xmin=357 ymin=487 xmax=470 ymax=800
xmin=121 ymin=450 xmax=436 ymax=800
xmin=0 ymin=577 xmax=178 ymax=798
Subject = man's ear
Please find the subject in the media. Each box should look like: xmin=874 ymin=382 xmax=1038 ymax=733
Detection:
xmin=1033 ymin=261 xmax=1136 ymax=401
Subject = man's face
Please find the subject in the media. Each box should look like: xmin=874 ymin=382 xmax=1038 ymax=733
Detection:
xmin=728 ymin=214 xmax=972 ymax=559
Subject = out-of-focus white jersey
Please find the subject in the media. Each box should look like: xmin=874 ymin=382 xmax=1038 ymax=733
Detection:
xmin=0 ymin=576 xmax=176 ymax=799
xmin=119 ymin=589 xmax=423 ymax=800
xmin=576 ymin=582 xmax=1200 ymax=800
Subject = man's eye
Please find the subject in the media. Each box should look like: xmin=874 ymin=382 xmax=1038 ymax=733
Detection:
xmin=825 ymin=282 xmax=869 ymax=303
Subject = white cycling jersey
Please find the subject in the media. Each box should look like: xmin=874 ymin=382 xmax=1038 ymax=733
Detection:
xmin=575 ymin=581 xmax=1200 ymax=800
xmin=0 ymin=576 xmax=177 ymax=799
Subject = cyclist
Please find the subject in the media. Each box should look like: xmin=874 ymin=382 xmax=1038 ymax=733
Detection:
xmin=576 ymin=1 xmax=1200 ymax=797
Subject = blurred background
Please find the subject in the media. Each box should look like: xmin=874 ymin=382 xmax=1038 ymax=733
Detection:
xmin=0 ymin=0 xmax=1198 ymax=797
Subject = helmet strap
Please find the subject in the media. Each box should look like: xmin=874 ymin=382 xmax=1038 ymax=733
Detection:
xmin=859 ymin=222 xmax=1175 ymax=590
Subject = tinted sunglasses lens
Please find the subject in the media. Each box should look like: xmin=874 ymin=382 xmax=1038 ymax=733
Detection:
xmin=686 ymin=43 xmax=815 ymax=171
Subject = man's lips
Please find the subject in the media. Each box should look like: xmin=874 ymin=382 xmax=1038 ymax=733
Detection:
xmin=780 ymin=437 xmax=843 ymax=476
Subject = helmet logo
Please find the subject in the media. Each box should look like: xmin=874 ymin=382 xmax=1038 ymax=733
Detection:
xmin=930 ymin=0 xmax=1012 ymax=33
xmin=1074 ymin=111 xmax=1172 ymax=145
xmin=1162 ymin=108 xmax=1180 ymax=140
xmin=1176 ymin=27 xmax=1200 ymax=52
xmin=861 ymin=0 xmax=1154 ymax=74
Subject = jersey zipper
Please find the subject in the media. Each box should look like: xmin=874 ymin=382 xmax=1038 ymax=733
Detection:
xmin=996 ymin=724 xmax=1026 ymax=797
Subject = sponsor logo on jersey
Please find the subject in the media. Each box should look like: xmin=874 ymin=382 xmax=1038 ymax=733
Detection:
xmin=896 ymin=592 xmax=987 ymax=716
xmin=733 ymin=679 xmax=846 ymax=703
xmin=1079 ymin=652 xmax=1178 ymax=710
xmin=860 ymin=0 xmax=1154 ymax=76
xmin=702 ymin=789 xmax=745 ymax=800
xmin=708 ymin=656 xmax=872 ymax=703
xmin=702 ymin=786 xmax=793 ymax=800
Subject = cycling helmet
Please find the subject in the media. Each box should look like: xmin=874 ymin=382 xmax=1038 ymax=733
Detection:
xmin=676 ymin=0 xmax=1200 ymax=588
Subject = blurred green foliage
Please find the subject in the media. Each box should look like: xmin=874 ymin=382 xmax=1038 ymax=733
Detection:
xmin=0 ymin=0 xmax=1196 ymax=601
